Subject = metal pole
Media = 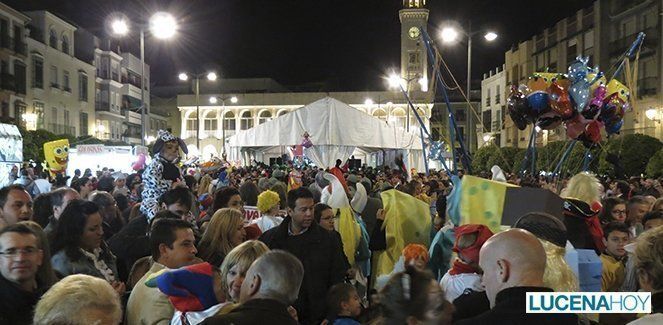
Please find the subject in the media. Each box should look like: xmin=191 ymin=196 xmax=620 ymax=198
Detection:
xmin=466 ymin=24 xmax=472 ymax=154
xmin=222 ymin=99 xmax=226 ymax=155
xmin=140 ymin=28 xmax=145 ymax=146
xmin=195 ymin=77 xmax=200 ymax=152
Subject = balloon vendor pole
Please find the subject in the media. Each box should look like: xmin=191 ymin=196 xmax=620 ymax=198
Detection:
xmin=393 ymin=82 xmax=434 ymax=175
xmin=610 ymin=32 xmax=645 ymax=81
xmin=419 ymin=127 xmax=429 ymax=175
xmin=581 ymin=145 xmax=596 ymax=172
xmin=552 ymin=140 xmax=577 ymax=178
xmin=420 ymin=28 xmax=472 ymax=175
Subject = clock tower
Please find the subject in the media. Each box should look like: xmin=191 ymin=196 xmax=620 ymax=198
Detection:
xmin=399 ymin=0 xmax=429 ymax=91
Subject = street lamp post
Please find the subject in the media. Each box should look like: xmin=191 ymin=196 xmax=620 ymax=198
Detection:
xmin=209 ymin=95 xmax=238 ymax=154
xmin=110 ymin=12 xmax=177 ymax=146
xmin=179 ymin=72 xmax=217 ymax=153
xmin=440 ymin=24 xmax=497 ymax=153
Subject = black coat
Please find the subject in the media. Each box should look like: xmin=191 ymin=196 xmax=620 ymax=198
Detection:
xmin=259 ymin=217 xmax=347 ymax=325
xmin=107 ymin=214 xmax=150 ymax=281
xmin=0 ymin=275 xmax=46 ymax=325
xmin=200 ymin=298 xmax=298 ymax=325
xmin=455 ymin=287 xmax=579 ymax=325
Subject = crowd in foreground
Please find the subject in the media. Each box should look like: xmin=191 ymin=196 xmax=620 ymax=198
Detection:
xmin=1 ymin=130 xmax=662 ymax=325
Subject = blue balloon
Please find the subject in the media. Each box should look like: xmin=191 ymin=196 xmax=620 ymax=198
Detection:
xmin=428 ymin=141 xmax=446 ymax=161
xmin=569 ymin=80 xmax=591 ymax=112
xmin=526 ymin=91 xmax=549 ymax=113
xmin=605 ymin=120 xmax=623 ymax=135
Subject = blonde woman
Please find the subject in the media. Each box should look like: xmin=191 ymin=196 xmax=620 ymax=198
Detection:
xmin=560 ymin=172 xmax=605 ymax=252
xmin=198 ymin=208 xmax=247 ymax=266
xmin=33 ymin=274 xmax=122 ymax=325
xmin=220 ymin=240 xmax=270 ymax=303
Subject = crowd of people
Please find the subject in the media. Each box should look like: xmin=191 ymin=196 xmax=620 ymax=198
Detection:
xmin=0 ymin=129 xmax=662 ymax=325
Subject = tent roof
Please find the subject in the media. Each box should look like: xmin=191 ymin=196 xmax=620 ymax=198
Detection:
xmin=228 ymin=97 xmax=422 ymax=150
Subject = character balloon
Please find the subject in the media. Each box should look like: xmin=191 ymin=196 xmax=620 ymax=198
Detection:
xmin=526 ymin=75 xmax=550 ymax=113
xmin=507 ymin=85 xmax=530 ymax=130
xmin=548 ymin=80 xmax=575 ymax=120
xmin=43 ymin=139 xmax=69 ymax=177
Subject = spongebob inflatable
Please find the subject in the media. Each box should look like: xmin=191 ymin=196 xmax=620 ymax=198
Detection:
xmin=44 ymin=139 xmax=69 ymax=177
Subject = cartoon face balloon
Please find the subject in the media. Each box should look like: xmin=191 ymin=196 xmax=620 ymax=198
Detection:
xmin=587 ymin=73 xmax=607 ymax=94
xmin=526 ymin=76 xmax=550 ymax=113
xmin=605 ymin=79 xmax=630 ymax=104
xmin=548 ymin=80 xmax=575 ymax=120
xmin=44 ymin=139 xmax=69 ymax=176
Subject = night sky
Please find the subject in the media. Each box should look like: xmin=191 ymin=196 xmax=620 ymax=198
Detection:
xmin=6 ymin=0 xmax=595 ymax=91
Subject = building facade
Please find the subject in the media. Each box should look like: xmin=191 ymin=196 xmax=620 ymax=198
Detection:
xmin=23 ymin=10 xmax=95 ymax=137
xmin=0 ymin=3 xmax=29 ymax=127
xmin=74 ymin=28 xmax=153 ymax=144
xmin=488 ymin=0 xmax=661 ymax=148
xmin=177 ymin=87 xmax=433 ymax=159
xmin=175 ymin=0 xmax=435 ymax=160
xmin=600 ymin=0 xmax=661 ymax=140
xmin=479 ymin=65 xmax=506 ymax=147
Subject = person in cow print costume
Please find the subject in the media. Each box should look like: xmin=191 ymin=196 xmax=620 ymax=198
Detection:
xmin=140 ymin=129 xmax=188 ymax=220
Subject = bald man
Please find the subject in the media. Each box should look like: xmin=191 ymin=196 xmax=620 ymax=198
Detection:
xmin=456 ymin=229 xmax=578 ymax=325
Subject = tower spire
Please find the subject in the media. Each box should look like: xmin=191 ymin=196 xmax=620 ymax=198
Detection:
xmin=403 ymin=0 xmax=426 ymax=8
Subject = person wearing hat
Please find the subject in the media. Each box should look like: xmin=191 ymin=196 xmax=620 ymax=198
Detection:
xmin=112 ymin=172 xmax=129 ymax=197
xmin=140 ymin=129 xmax=188 ymax=221
xmin=513 ymin=212 xmax=578 ymax=293
xmin=440 ymin=224 xmax=493 ymax=303
xmin=250 ymin=190 xmax=284 ymax=234
xmin=149 ymin=262 xmax=229 ymax=325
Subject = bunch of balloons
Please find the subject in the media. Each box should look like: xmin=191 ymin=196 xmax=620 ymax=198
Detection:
xmin=507 ymin=55 xmax=630 ymax=147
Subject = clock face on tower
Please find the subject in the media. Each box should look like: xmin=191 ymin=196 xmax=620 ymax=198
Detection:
xmin=408 ymin=27 xmax=421 ymax=39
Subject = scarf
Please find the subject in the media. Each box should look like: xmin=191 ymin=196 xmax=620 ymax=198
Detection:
xmin=80 ymin=248 xmax=116 ymax=283
xmin=449 ymin=260 xmax=478 ymax=275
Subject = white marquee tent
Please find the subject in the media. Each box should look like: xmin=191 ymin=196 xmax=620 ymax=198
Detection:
xmin=227 ymin=97 xmax=426 ymax=170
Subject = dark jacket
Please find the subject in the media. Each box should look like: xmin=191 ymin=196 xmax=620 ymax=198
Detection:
xmin=361 ymin=196 xmax=382 ymax=235
xmin=0 ymin=275 xmax=47 ymax=325
xmin=259 ymin=217 xmax=347 ymax=325
xmin=108 ymin=214 xmax=151 ymax=280
xmin=200 ymin=298 xmax=298 ymax=325
xmin=455 ymin=287 xmax=579 ymax=325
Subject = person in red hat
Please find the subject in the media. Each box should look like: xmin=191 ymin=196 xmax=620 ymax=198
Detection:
xmin=440 ymin=224 xmax=493 ymax=303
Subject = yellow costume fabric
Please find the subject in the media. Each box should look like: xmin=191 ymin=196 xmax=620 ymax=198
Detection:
xmin=374 ymin=189 xmax=431 ymax=278
xmin=459 ymin=175 xmax=515 ymax=234
xmin=337 ymin=207 xmax=360 ymax=266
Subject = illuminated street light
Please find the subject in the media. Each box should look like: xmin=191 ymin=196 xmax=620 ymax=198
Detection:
xmin=440 ymin=27 xmax=458 ymax=43
xmin=230 ymin=96 xmax=238 ymax=104
xmin=209 ymin=96 xmax=218 ymax=104
xmin=207 ymin=72 xmax=217 ymax=81
xmin=364 ymin=98 xmax=374 ymax=105
xmin=111 ymin=19 xmax=129 ymax=36
xmin=149 ymin=12 xmax=177 ymax=39
xmin=484 ymin=31 xmax=498 ymax=41
xmin=178 ymin=73 xmax=189 ymax=81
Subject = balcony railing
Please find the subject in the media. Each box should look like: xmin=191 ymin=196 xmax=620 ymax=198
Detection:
xmin=50 ymin=82 xmax=59 ymax=89
xmin=95 ymin=101 xmax=110 ymax=110
xmin=638 ymin=77 xmax=658 ymax=97
xmin=48 ymin=123 xmax=75 ymax=135
xmin=0 ymin=36 xmax=27 ymax=55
